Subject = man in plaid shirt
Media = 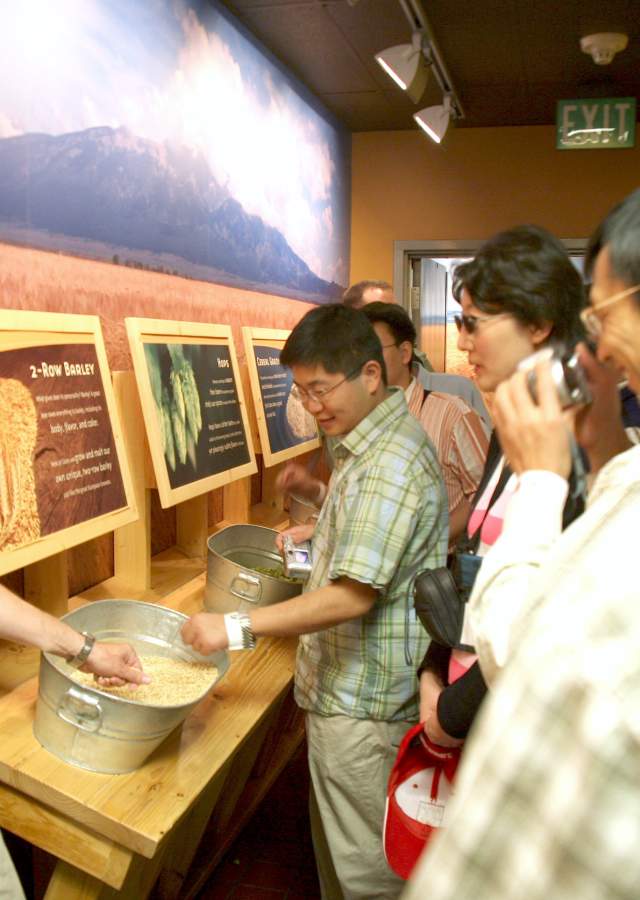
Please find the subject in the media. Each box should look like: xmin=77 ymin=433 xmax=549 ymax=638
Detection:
xmin=402 ymin=192 xmax=640 ymax=900
xmin=184 ymin=304 xmax=447 ymax=899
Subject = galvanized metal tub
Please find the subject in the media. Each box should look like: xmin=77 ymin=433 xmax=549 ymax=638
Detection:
xmin=204 ymin=524 xmax=302 ymax=614
xmin=288 ymin=493 xmax=321 ymax=527
xmin=34 ymin=599 xmax=228 ymax=774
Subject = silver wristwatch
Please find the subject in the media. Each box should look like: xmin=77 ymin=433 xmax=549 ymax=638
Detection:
xmin=66 ymin=631 xmax=96 ymax=668
xmin=224 ymin=612 xmax=257 ymax=650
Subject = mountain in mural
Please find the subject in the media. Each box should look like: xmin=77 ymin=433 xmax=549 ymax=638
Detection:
xmin=0 ymin=127 xmax=342 ymax=300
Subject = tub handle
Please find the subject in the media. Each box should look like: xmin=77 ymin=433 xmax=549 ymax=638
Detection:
xmin=230 ymin=571 xmax=262 ymax=604
xmin=57 ymin=687 xmax=103 ymax=733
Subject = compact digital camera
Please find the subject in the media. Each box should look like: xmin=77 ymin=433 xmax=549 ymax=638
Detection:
xmin=518 ymin=345 xmax=592 ymax=409
xmin=282 ymin=536 xmax=313 ymax=579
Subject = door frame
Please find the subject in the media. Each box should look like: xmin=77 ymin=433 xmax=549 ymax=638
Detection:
xmin=393 ymin=238 xmax=589 ymax=313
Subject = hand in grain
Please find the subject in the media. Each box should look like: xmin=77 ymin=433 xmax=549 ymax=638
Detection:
xmin=82 ymin=641 xmax=150 ymax=687
xmin=181 ymin=612 xmax=228 ymax=655
xmin=73 ymin=656 xmax=217 ymax=704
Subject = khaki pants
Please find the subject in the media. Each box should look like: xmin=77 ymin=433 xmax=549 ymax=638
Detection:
xmin=306 ymin=712 xmax=410 ymax=900
xmin=0 ymin=834 xmax=24 ymax=900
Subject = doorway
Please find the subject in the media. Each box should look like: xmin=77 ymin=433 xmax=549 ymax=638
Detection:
xmin=393 ymin=239 xmax=587 ymax=375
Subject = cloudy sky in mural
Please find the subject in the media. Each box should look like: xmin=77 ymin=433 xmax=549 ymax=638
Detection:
xmin=0 ymin=0 xmax=349 ymax=287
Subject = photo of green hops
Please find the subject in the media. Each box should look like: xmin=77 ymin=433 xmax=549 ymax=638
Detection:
xmin=144 ymin=343 xmax=203 ymax=475
xmin=143 ymin=341 xmax=250 ymax=490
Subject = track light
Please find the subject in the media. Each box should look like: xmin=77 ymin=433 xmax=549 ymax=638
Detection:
xmin=414 ymin=94 xmax=452 ymax=143
xmin=375 ymin=33 xmax=430 ymax=104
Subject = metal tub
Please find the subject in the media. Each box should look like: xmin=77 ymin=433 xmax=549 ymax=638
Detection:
xmin=288 ymin=493 xmax=320 ymax=527
xmin=34 ymin=599 xmax=228 ymax=774
xmin=204 ymin=524 xmax=302 ymax=614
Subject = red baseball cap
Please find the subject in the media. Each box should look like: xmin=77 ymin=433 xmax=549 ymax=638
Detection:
xmin=384 ymin=723 xmax=460 ymax=880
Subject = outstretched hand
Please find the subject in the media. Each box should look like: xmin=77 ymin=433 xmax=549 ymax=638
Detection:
xmin=275 ymin=462 xmax=324 ymax=504
xmin=181 ymin=612 xmax=228 ymax=655
xmin=82 ymin=641 xmax=150 ymax=687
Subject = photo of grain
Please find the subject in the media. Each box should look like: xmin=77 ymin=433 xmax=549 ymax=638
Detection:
xmin=0 ymin=378 xmax=41 ymax=550
xmin=69 ymin=656 xmax=218 ymax=706
xmin=285 ymin=391 xmax=316 ymax=440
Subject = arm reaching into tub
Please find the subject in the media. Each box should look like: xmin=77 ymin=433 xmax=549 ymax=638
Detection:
xmin=0 ymin=583 xmax=149 ymax=686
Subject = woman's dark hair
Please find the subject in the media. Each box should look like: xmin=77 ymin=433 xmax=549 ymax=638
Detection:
xmin=452 ymin=225 xmax=585 ymax=346
xmin=585 ymin=189 xmax=640 ymax=304
xmin=280 ymin=303 xmax=386 ymax=385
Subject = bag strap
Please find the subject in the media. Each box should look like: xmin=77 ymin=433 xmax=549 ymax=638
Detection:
xmin=420 ymin=387 xmax=432 ymax=410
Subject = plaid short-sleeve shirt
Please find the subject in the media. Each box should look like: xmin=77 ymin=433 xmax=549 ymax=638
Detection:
xmin=294 ymin=388 xmax=447 ymax=722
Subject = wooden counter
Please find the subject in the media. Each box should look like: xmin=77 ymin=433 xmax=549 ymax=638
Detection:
xmin=0 ymin=564 xmax=303 ymax=898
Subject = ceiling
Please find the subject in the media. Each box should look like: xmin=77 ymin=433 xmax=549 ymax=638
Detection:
xmin=219 ymin=0 xmax=640 ymax=131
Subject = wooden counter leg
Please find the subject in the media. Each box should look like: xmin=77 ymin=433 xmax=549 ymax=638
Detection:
xmin=113 ymin=371 xmax=151 ymax=591
xmin=24 ymin=552 xmax=69 ymax=618
xmin=44 ymin=843 xmax=169 ymax=900
xmin=223 ymin=476 xmax=251 ymax=524
xmin=152 ymin=758 xmax=233 ymax=900
xmin=261 ymin=462 xmax=284 ymax=513
xmin=176 ymin=495 xmax=208 ymax=559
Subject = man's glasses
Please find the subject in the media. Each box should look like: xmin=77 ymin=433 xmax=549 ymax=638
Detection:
xmin=290 ymin=364 xmax=363 ymax=405
xmin=580 ymin=283 xmax=640 ymax=338
xmin=454 ymin=312 xmax=511 ymax=335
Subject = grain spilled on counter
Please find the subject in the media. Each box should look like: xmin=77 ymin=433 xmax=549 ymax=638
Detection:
xmin=69 ymin=656 xmax=218 ymax=705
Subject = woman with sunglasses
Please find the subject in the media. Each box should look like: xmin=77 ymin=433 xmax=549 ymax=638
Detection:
xmin=417 ymin=223 xmax=586 ymax=748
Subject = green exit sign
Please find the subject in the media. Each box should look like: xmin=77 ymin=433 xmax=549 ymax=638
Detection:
xmin=556 ymin=97 xmax=636 ymax=149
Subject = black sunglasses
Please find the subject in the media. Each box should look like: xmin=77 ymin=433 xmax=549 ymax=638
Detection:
xmin=454 ymin=312 xmax=510 ymax=335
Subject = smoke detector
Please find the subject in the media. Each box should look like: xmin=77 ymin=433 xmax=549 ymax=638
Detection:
xmin=580 ymin=32 xmax=628 ymax=65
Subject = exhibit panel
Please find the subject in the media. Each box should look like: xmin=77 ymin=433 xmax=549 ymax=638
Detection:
xmin=0 ymin=309 xmax=137 ymax=577
xmin=243 ymin=327 xmax=320 ymax=468
xmin=126 ymin=318 xmax=257 ymax=508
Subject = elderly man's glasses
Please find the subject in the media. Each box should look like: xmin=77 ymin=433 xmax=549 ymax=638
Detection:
xmin=290 ymin=364 xmax=363 ymax=405
xmin=580 ymin=283 xmax=640 ymax=338
xmin=454 ymin=312 xmax=511 ymax=335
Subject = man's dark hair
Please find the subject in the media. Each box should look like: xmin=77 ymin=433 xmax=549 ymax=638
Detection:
xmin=342 ymin=280 xmax=393 ymax=309
xmin=585 ymin=189 xmax=640 ymax=305
xmin=362 ymin=301 xmax=416 ymax=345
xmin=281 ymin=303 xmax=387 ymax=384
xmin=452 ymin=224 xmax=585 ymax=346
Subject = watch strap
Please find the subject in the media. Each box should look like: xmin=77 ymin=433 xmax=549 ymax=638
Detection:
xmin=224 ymin=612 xmax=256 ymax=650
xmin=66 ymin=631 xmax=96 ymax=668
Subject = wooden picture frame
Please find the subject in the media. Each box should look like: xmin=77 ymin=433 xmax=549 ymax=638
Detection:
xmin=0 ymin=309 xmax=137 ymax=576
xmin=242 ymin=327 xmax=320 ymax=468
xmin=126 ymin=318 xmax=256 ymax=508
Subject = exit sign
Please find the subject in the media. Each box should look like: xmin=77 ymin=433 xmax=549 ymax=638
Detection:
xmin=556 ymin=98 xmax=636 ymax=149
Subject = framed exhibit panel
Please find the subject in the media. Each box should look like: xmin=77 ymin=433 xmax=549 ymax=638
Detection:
xmin=126 ymin=318 xmax=256 ymax=507
xmin=0 ymin=310 xmax=137 ymax=576
xmin=242 ymin=327 xmax=320 ymax=467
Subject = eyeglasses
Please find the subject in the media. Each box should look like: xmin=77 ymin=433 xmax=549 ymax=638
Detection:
xmin=380 ymin=341 xmax=400 ymax=350
xmin=580 ymin=283 xmax=640 ymax=338
xmin=290 ymin=364 xmax=363 ymax=405
xmin=454 ymin=312 xmax=511 ymax=335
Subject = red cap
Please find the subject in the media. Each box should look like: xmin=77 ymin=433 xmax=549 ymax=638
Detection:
xmin=383 ymin=723 xmax=460 ymax=880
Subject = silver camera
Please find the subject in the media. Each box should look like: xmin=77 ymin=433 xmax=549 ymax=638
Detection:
xmin=518 ymin=346 xmax=591 ymax=409
xmin=282 ymin=536 xmax=313 ymax=579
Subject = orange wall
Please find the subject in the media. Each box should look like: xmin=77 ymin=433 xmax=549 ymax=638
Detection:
xmin=350 ymin=124 xmax=640 ymax=283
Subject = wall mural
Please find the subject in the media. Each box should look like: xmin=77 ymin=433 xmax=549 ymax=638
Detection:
xmin=0 ymin=0 xmax=350 ymax=303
